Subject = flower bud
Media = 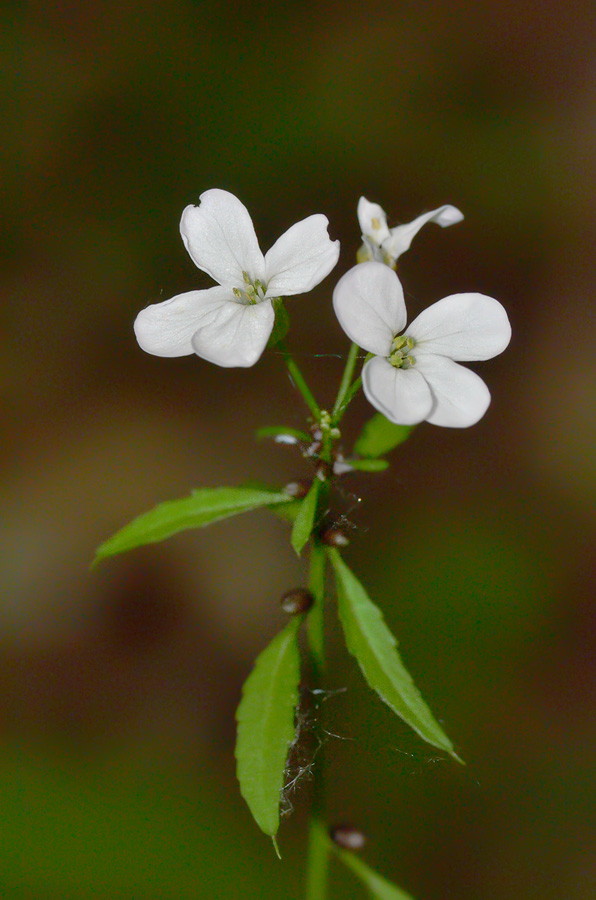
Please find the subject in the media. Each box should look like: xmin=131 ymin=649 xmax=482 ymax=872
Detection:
xmin=320 ymin=526 xmax=350 ymax=547
xmin=280 ymin=588 xmax=314 ymax=615
xmin=284 ymin=480 xmax=311 ymax=499
xmin=329 ymin=824 xmax=367 ymax=850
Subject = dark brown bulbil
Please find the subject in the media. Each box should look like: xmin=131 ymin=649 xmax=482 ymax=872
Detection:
xmin=320 ymin=526 xmax=350 ymax=547
xmin=280 ymin=588 xmax=315 ymax=615
xmin=329 ymin=823 xmax=367 ymax=850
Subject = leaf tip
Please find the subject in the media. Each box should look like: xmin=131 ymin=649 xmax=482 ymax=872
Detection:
xmin=291 ymin=538 xmax=305 ymax=557
xmin=89 ymin=551 xmax=103 ymax=570
xmin=271 ymin=835 xmax=282 ymax=860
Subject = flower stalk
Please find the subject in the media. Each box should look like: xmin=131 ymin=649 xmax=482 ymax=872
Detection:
xmin=331 ymin=341 xmax=361 ymax=422
xmin=277 ymin=340 xmax=322 ymax=420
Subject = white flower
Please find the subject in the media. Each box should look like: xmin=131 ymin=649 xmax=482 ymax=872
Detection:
xmin=357 ymin=197 xmax=464 ymax=268
xmin=134 ymin=189 xmax=340 ymax=367
xmin=333 ymin=262 xmax=511 ymax=428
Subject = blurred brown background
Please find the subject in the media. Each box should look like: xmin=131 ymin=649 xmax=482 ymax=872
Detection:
xmin=2 ymin=0 xmax=596 ymax=897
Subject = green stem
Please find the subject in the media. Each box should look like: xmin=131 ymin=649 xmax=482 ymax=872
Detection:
xmin=277 ymin=340 xmax=321 ymax=420
xmin=307 ymin=542 xmax=326 ymax=672
xmin=306 ymin=817 xmax=331 ymax=900
xmin=333 ymin=374 xmax=362 ymax=425
xmin=305 ymin=541 xmax=329 ymax=899
xmin=331 ymin=342 xmax=360 ymax=421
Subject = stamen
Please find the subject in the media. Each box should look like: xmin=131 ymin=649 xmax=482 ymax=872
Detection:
xmin=235 ymin=273 xmax=268 ymax=305
xmin=389 ymin=334 xmax=416 ymax=369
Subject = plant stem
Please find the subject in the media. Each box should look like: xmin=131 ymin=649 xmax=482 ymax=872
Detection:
xmin=305 ymin=541 xmax=329 ymax=899
xmin=303 ymin=341 xmax=365 ymax=898
xmin=331 ymin=342 xmax=360 ymax=421
xmin=333 ymin=374 xmax=362 ymax=424
xmin=277 ymin=340 xmax=321 ymax=420
xmin=307 ymin=542 xmax=326 ymax=671
xmin=306 ymin=816 xmax=331 ymax=900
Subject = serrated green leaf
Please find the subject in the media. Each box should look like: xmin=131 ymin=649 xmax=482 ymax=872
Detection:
xmin=235 ymin=617 xmax=302 ymax=837
xmin=354 ymin=413 xmax=414 ymax=458
xmin=255 ymin=425 xmax=311 ymax=443
xmin=349 ymin=458 xmax=390 ymax=472
xmin=94 ymin=487 xmax=292 ymax=564
xmin=291 ymin=479 xmax=320 ymax=556
xmin=328 ymin=549 xmax=460 ymax=761
xmin=337 ymin=850 xmax=417 ymax=900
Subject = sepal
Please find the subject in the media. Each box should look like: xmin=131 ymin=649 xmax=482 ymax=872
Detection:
xmin=266 ymin=297 xmax=290 ymax=348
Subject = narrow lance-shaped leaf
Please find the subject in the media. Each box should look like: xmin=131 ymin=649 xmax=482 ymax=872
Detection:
xmin=328 ymin=549 xmax=461 ymax=762
xmin=354 ymin=412 xmax=414 ymax=458
xmin=348 ymin=458 xmax=390 ymax=472
xmin=291 ymin=478 xmax=320 ymax=557
xmin=336 ymin=849 xmax=417 ymax=900
xmin=94 ymin=487 xmax=292 ymax=564
xmin=235 ymin=617 xmax=302 ymax=837
xmin=255 ymin=425 xmax=311 ymax=444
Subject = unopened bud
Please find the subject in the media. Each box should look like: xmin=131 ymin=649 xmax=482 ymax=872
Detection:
xmin=280 ymin=588 xmax=314 ymax=615
xmin=329 ymin=824 xmax=367 ymax=850
xmin=320 ymin=526 xmax=350 ymax=547
xmin=284 ymin=480 xmax=311 ymax=499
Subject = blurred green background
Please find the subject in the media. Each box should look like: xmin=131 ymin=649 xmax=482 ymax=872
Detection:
xmin=2 ymin=0 xmax=596 ymax=897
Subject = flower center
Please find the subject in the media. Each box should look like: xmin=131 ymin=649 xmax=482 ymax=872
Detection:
xmin=232 ymin=271 xmax=268 ymax=305
xmin=389 ymin=334 xmax=416 ymax=368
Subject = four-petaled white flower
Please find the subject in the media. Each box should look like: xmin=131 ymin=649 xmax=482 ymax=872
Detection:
xmin=134 ymin=189 xmax=340 ymax=367
xmin=333 ymin=261 xmax=511 ymax=427
xmin=357 ymin=197 xmax=464 ymax=269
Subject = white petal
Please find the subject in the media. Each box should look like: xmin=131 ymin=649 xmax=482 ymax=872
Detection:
xmin=415 ymin=355 xmax=491 ymax=427
xmin=180 ymin=189 xmax=266 ymax=288
xmin=332 ymin=261 xmax=407 ymax=356
xmin=190 ymin=297 xmax=274 ymax=368
xmin=264 ymin=215 xmax=339 ymax=296
xmin=362 ymin=356 xmax=433 ymax=425
xmin=407 ymin=293 xmax=511 ymax=361
xmin=134 ymin=286 xmax=232 ymax=357
xmin=384 ymin=204 xmax=464 ymax=261
xmin=357 ymin=197 xmax=391 ymax=246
